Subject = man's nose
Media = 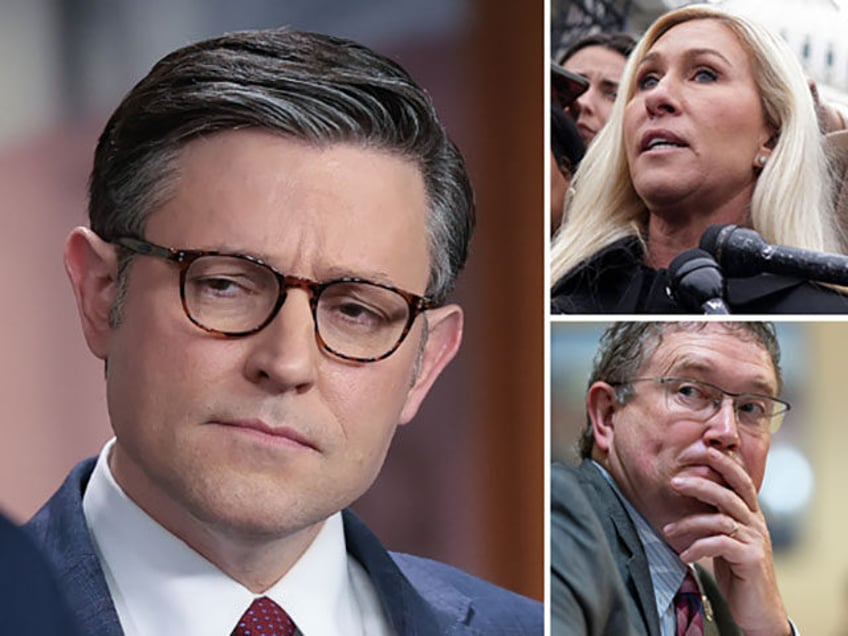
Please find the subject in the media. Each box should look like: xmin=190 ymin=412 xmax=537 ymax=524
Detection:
xmin=703 ymin=397 xmax=741 ymax=450
xmin=242 ymin=290 xmax=319 ymax=393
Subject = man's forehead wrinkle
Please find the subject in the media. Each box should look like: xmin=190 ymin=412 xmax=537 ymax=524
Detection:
xmin=646 ymin=343 xmax=777 ymax=396
xmin=167 ymin=240 xmax=398 ymax=286
xmin=657 ymin=353 xmax=713 ymax=376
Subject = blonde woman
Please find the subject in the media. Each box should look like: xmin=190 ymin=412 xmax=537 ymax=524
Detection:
xmin=551 ymin=4 xmax=848 ymax=314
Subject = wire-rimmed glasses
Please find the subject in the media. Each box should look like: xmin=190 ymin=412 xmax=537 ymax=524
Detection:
xmin=611 ymin=376 xmax=790 ymax=434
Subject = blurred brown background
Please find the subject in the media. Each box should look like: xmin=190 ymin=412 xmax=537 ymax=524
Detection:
xmin=0 ymin=1 xmax=543 ymax=601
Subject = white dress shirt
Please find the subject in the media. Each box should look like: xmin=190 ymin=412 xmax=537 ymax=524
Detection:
xmin=82 ymin=439 xmax=393 ymax=635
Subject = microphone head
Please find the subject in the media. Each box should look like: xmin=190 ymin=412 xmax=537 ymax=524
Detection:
xmin=699 ymin=224 xmax=735 ymax=256
xmin=699 ymin=224 xmax=767 ymax=276
xmin=667 ymin=248 xmax=729 ymax=314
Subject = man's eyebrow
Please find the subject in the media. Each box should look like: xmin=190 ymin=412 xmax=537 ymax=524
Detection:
xmin=665 ymin=357 xmax=778 ymax=396
xmin=198 ymin=245 xmax=401 ymax=285
xmin=320 ymin=265 xmax=399 ymax=285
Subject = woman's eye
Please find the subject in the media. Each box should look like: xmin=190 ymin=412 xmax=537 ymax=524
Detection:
xmin=637 ymin=74 xmax=659 ymax=90
xmin=693 ymin=68 xmax=718 ymax=83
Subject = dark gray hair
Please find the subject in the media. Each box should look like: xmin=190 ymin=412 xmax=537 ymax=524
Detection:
xmin=578 ymin=321 xmax=782 ymax=458
xmin=89 ymin=27 xmax=474 ymax=323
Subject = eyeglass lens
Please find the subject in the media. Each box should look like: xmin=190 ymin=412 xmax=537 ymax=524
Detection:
xmin=183 ymin=255 xmax=413 ymax=360
xmin=662 ymin=378 xmax=783 ymax=431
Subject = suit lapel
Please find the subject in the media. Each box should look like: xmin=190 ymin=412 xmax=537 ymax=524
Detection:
xmin=28 ymin=462 xmax=490 ymax=635
xmin=342 ymin=510 xmax=479 ymax=635
xmin=24 ymin=458 xmax=125 ymax=636
xmin=577 ymin=461 xmax=663 ymax=636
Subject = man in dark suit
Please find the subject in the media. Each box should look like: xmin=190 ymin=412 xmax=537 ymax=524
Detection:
xmin=552 ymin=322 xmax=796 ymax=635
xmin=24 ymin=28 xmax=541 ymax=634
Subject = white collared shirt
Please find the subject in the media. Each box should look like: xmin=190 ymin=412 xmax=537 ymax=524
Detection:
xmin=82 ymin=439 xmax=393 ymax=635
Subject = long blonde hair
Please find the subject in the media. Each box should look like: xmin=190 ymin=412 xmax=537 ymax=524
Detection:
xmin=551 ymin=4 xmax=839 ymax=285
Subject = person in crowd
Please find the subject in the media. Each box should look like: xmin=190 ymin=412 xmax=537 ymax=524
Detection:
xmin=551 ymin=4 xmax=848 ymax=314
xmin=550 ymin=106 xmax=585 ymax=236
xmin=550 ymin=63 xmax=588 ymax=236
xmin=559 ymin=32 xmax=637 ymax=145
xmin=23 ymin=27 xmax=542 ymax=635
xmin=554 ymin=321 xmax=797 ymax=635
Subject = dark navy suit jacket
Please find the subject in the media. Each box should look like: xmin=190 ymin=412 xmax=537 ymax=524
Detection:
xmin=24 ymin=458 xmax=542 ymax=635
xmin=0 ymin=511 xmax=81 ymax=635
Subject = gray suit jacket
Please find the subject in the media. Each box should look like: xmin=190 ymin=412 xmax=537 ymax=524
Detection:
xmin=24 ymin=458 xmax=542 ymax=635
xmin=551 ymin=462 xmax=636 ymax=636
xmin=558 ymin=460 xmax=741 ymax=636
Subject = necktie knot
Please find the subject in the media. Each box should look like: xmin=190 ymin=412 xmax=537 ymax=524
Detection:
xmin=231 ymin=596 xmax=296 ymax=636
xmin=674 ymin=570 xmax=704 ymax=636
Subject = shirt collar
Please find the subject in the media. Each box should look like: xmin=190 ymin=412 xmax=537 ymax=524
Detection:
xmin=82 ymin=438 xmax=373 ymax=636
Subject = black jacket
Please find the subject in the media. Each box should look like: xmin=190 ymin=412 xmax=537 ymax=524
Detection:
xmin=552 ymin=237 xmax=848 ymax=314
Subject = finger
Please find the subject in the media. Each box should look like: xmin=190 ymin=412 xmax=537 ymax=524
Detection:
xmin=663 ymin=512 xmax=741 ymax=544
xmin=670 ymin=474 xmax=750 ymax=520
xmin=808 ymin=77 xmax=820 ymax=104
xmin=678 ymin=533 xmax=768 ymax=568
xmin=703 ymin=447 xmax=760 ymax=512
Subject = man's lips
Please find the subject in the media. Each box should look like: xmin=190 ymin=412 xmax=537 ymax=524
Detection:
xmin=211 ymin=419 xmax=318 ymax=451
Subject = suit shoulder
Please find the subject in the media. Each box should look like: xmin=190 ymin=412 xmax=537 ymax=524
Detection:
xmin=391 ymin=552 xmax=542 ymax=632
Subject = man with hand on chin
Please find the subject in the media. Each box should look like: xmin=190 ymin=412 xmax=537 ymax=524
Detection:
xmin=552 ymin=321 xmax=795 ymax=635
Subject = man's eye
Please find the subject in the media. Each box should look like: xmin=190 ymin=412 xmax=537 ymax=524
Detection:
xmin=322 ymin=299 xmax=391 ymax=332
xmin=737 ymin=400 xmax=767 ymax=417
xmin=676 ymin=383 xmax=706 ymax=399
xmin=193 ymin=276 xmax=251 ymax=298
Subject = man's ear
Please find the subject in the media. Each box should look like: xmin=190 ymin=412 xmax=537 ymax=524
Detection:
xmin=398 ymin=304 xmax=463 ymax=425
xmin=586 ymin=381 xmax=620 ymax=453
xmin=64 ymin=227 xmax=119 ymax=360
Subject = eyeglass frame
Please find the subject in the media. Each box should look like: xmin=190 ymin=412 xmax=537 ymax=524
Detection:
xmin=113 ymin=237 xmax=436 ymax=363
xmin=608 ymin=376 xmax=791 ymax=434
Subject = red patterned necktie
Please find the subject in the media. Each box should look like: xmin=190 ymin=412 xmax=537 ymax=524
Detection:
xmin=674 ymin=570 xmax=704 ymax=636
xmin=231 ymin=597 xmax=296 ymax=636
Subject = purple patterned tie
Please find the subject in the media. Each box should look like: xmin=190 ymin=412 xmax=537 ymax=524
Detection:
xmin=674 ymin=570 xmax=704 ymax=636
xmin=231 ymin=596 xmax=296 ymax=636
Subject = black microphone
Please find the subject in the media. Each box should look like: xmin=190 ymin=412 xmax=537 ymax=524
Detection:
xmin=701 ymin=224 xmax=848 ymax=285
xmin=667 ymin=248 xmax=730 ymax=314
